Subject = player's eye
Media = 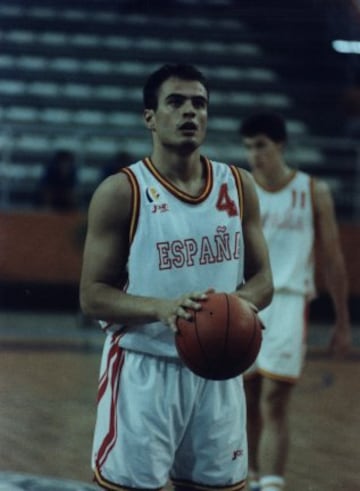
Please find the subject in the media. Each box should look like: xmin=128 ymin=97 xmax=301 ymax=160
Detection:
xmin=168 ymin=96 xmax=183 ymax=107
xmin=256 ymin=142 xmax=267 ymax=150
xmin=192 ymin=97 xmax=207 ymax=109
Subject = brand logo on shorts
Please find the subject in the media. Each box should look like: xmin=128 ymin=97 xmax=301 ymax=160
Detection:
xmin=232 ymin=449 xmax=243 ymax=460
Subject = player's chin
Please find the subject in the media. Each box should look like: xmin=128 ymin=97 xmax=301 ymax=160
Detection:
xmin=181 ymin=133 xmax=206 ymax=148
xmin=177 ymin=139 xmax=200 ymax=154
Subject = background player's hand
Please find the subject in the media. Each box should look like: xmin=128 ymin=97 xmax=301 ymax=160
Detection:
xmin=158 ymin=289 xmax=215 ymax=332
xmin=328 ymin=321 xmax=352 ymax=358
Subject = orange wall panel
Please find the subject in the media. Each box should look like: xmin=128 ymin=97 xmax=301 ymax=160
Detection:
xmin=0 ymin=212 xmax=359 ymax=296
xmin=0 ymin=212 xmax=86 ymax=284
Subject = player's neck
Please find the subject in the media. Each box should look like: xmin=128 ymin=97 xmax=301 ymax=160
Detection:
xmin=150 ymin=147 xmax=206 ymax=195
xmin=151 ymin=147 xmax=203 ymax=181
xmin=254 ymin=161 xmax=294 ymax=190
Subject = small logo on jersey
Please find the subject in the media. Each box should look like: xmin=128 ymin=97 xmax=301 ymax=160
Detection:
xmin=232 ymin=449 xmax=244 ymax=460
xmin=152 ymin=203 xmax=170 ymax=213
xmin=146 ymin=186 xmax=160 ymax=203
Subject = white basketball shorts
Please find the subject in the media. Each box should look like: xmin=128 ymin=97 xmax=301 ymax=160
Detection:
xmin=92 ymin=336 xmax=248 ymax=490
xmin=245 ymin=291 xmax=309 ymax=383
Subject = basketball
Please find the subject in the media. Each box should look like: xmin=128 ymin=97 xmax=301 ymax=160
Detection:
xmin=175 ymin=292 xmax=262 ymax=380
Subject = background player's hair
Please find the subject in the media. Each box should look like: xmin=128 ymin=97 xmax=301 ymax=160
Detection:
xmin=240 ymin=111 xmax=287 ymax=143
xmin=143 ymin=63 xmax=209 ymax=110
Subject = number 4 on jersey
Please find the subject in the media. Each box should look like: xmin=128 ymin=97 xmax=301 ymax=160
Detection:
xmin=216 ymin=183 xmax=238 ymax=216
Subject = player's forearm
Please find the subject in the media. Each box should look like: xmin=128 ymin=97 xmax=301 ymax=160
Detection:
xmin=80 ymin=282 xmax=162 ymax=325
xmin=323 ymin=253 xmax=350 ymax=325
xmin=235 ymin=271 xmax=274 ymax=311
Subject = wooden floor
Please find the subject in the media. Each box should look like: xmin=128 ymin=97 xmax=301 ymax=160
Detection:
xmin=0 ymin=312 xmax=359 ymax=490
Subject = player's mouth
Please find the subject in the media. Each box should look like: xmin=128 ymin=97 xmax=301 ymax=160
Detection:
xmin=179 ymin=122 xmax=197 ymax=133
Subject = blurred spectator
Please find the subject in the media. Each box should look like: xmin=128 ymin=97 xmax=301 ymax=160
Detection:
xmin=99 ymin=150 xmax=133 ymax=182
xmin=37 ymin=149 xmax=78 ymax=212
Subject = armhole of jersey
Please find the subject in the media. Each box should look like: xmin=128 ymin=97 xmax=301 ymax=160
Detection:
xmin=230 ymin=165 xmax=244 ymax=220
xmin=120 ymin=167 xmax=140 ymax=244
xmin=309 ymin=176 xmax=319 ymax=254
xmin=309 ymin=176 xmax=318 ymax=239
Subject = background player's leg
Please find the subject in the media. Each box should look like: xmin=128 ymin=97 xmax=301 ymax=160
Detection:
xmin=244 ymin=375 xmax=262 ymax=491
xmin=259 ymin=378 xmax=293 ymax=489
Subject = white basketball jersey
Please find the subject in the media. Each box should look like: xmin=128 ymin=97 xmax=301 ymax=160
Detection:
xmin=112 ymin=157 xmax=246 ymax=357
xmin=254 ymin=170 xmax=315 ymax=296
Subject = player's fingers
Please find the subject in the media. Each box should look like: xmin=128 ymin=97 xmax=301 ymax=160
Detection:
xmin=248 ymin=302 xmax=259 ymax=313
xmin=176 ymin=305 xmax=193 ymax=319
xmin=189 ymin=291 xmax=208 ymax=301
xmin=179 ymin=292 xmax=204 ymax=311
xmin=168 ymin=315 xmax=178 ymax=333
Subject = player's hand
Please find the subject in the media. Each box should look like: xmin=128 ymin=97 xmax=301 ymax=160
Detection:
xmin=158 ymin=289 xmax=214 ymax=332
xmin=233 ymin=294 xmax=265 ymax=330
xmin=233 ymin=292 xmax=259 ymax=313
xmin=328 ymin=322 xmax=352 ymax=358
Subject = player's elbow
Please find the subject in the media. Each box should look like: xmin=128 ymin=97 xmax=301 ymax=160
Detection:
xmin=262 ymin=272 xmax=274 ymax=309
xmin=266 ymin=279 xmax=274 ymax=306
xmin=79 ymin=283 xmax=101 ymax=319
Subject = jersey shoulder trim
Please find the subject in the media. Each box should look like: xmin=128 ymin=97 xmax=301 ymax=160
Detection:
xmin=120 ymin=167 xmax=140 ymax=244
xmin=229 ymin=165 xmax=244 ymax=220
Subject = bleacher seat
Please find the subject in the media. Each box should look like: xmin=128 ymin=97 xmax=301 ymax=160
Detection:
xmin=17 ymin=56 xmax=47 ymax=70
xmin=73 ymin=110 xmax=107 ymax=125
xmin=15 ymin=135 xmax=51 ymax=152
xmin=39 ymin=108 xmax=73 ymax=124
xmin=27 ymin=82 xmax=59 ymax=97
xmin=4 ymin=107 xmax=39 ymax=123
xmin=0 ymin=80 xmax=25 ymax=95
xmin=39 ymin=32 xmax=68 ymax=45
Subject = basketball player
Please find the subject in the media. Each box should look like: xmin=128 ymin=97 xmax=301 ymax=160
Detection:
xmin=239 ymin=111 xmax=352 ymax=491
xmin=80 ymin=64 xmax=273 ymax=491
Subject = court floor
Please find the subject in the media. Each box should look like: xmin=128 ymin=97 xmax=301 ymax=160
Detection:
xmin=0 ymin=310 xmax=359 ymax=491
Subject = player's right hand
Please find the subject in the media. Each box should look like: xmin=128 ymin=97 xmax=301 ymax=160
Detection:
xmin=158 ymin=289 xmax=214 ymax=332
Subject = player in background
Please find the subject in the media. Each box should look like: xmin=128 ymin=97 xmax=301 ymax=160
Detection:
xmin=80 ymin=64 xmax=273 ymax=491
xmin=239 ymin=111 xmax=352 ymax=491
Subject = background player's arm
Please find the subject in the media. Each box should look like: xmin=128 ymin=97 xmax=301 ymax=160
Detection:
xmin=80 ymin=173 xmax=206 ymax=330
xmin=313 ymin=178 xmax=352 ymax=354
xmin=234 ymin=169 xmax=273 ymax=311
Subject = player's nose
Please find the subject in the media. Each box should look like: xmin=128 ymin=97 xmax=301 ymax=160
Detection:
xmin=182 ymin=99 xmax=196 ymax=114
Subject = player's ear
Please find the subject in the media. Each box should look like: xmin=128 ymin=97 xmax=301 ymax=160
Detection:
xmin=277 ymin=140 xmax=286 ymax=152
xmin=144 ymin=109 xmax=155 ymax=130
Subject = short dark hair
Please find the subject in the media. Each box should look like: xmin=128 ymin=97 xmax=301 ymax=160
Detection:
xmin=239 ymin=111 xmax=287 ymax=143
xmin=143 ymin=63 xmax=209 ymax=110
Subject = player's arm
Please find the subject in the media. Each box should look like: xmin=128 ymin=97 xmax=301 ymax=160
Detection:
xmin=79 ymin=173 xmax=205 ymax=331
xmin=234 ymin=169 xmax=273 ymax=310
xmin=313 ymin=178 xmax=352 ymax=354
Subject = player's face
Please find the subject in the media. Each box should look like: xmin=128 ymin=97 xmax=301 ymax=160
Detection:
xmin=144 ymin=77 xmax=208 ymax=152
xmin=242 ymin=134 xmax=284 ymax=173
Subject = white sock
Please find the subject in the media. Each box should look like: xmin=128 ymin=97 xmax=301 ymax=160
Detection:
xmin=249 ymin=480 xmax=261 ymax=491
xmin=260 ymin=475 xmax=285 ymax=490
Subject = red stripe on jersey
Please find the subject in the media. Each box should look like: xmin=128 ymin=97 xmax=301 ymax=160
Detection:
xmin=97 ymin=333 xmax=122 ymax=403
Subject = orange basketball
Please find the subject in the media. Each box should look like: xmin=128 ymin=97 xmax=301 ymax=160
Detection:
xmin=175 ymin=292 xmax=262 ymax=380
